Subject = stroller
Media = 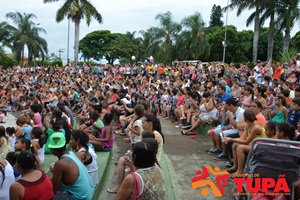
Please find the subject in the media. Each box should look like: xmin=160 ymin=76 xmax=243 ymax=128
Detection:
xmin=236 ymin=138 xmax=300 ymax=200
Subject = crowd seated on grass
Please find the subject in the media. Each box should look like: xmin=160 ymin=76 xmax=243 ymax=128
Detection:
xmin=0 ymin=58 xmax=300 ymax=199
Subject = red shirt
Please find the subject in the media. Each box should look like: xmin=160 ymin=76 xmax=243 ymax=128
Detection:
xmin=17 ymin=170 xmax=54 ymax=200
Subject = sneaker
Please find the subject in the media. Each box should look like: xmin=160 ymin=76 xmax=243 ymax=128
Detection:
xmin=180 ymin=116 xmax=186 ymax=120
xmin=226 ymin=161 xmax=233 ymax=168
xmin=175 ymin=125 xmax=182 ymax=128
xmin=181 ymin=123 xmax=191 ymax=129
xmin=174 ymin=121 xmax=179 ymax=124
xmin=208 ymin=148 xmax=222 ymax=155
xmin=214 ymin=153 xmax=228 ymax=161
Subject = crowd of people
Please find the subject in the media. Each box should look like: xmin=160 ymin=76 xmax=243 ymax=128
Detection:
xmin=0 ymin=56 xmax=299 ymax=199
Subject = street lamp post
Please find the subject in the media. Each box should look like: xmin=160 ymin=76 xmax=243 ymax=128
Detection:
xmin=67 ymin=17 xmax=70 ymax=61
xmin=222 ymin=0 xmax=229 ymax=64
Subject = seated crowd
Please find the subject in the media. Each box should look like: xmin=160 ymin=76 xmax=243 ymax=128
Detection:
xmin=0 ymin=57 xmax=299 ymax=199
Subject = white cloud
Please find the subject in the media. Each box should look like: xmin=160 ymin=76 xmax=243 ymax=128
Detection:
xmin=1 ymin=0 xmax=298 ymax=61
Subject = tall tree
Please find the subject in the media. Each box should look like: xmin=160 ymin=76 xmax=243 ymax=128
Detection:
xmin=209 ymin=4 xmax=224 ymax=27
xmin=225 ymin=0 xmax=263 ymax=62
xmin=44 ymin=0 xmax=103 ymax=65
xmin=181 ymin=12 xmax=210 ymax=60
xmin=259 ymin=0 xmax=277 ymax=61
xmin=154 ymin=11 xmax=182 ymax=63
xmin=5 ymin=12 xmax=48 ymax=67
xmin=275 ymin=0 xmax=300 ymax=52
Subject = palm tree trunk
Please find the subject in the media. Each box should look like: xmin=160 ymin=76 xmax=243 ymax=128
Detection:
xmin=252 ymin=9 xmax=260 ymax=62
xmin=21 ymin=45 xmax=24 ymax=67
xmin=283 ymin=28 xmax=290 ymax=53
xmin=74 ymin=19 xmax=80 ymax=65
xmin=267 ymin=13 xmax=275 ymax=62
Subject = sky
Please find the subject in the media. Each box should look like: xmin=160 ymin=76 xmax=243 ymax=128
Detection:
xmin=1 ymin=0 xmax=298 ymax=63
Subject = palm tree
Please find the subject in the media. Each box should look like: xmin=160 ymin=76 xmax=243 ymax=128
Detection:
xmin=154 ymin=11 xmax=181 ymax=63
xmin=44 ymin=0 xmax=103 ymax=65
xmin=180 ymin=12 xmax=210 ymax=60
xmin=5 ymin=12 xmax=48 ymax=67
xmin=275 ymin=0 xmax=300 ymax=52
xmin=225 ymin=0 xmax=263 ymax=62
xmin=259 ymin=0 xmax=277 ymax=61
xmin=125 ymin=31 xmax=143 ymax=61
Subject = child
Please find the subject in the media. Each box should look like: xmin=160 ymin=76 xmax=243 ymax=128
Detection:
xmin=6 ymin=152 xmax=21 ymax=181
xmin=0 ymin=110 xmax=7 ymax=123
xmin=6 ymin=127 xmax=16 ymax=152
xmin=89 ymin=113 xmax=114 ymax=151
xmin=127 ymin=105 xmax=144 ymax=144
xmin=91 ymin=112 xmax=104 ymax=137
xmin=276 ymin=122 xmax=295 ymax=140
xmin=265 ymin=121 xmax=276 ymax=138
xmin=287 ymin=98 xmax=300 ymax=129
xmin=0 ymin=126 xmax=9 ymax=159
xmin=30 ymin=127 xmax=45 ymax=170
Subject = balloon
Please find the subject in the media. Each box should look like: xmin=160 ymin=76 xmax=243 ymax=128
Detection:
xmin=131 ymin=56 xmax=136 ymax=60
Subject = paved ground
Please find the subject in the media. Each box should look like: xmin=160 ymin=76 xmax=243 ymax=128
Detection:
xmin=2 ymin=113 xmax=17 ymax=128
xmin=100 ymin=117 xmax=236 ymax=200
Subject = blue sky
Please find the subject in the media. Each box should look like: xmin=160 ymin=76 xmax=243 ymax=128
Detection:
xmin=1 ymin=0 xmax=298 ymax=63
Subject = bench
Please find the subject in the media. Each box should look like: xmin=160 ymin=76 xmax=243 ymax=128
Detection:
xmin=195 ymin=124 xmax=213 ymax=139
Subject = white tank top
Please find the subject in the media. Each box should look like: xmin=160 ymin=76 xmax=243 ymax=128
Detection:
xmin=32 ymin=139 xmax=45 ymax=164
xmin=78 ymin=147 xmax=99 ymax=187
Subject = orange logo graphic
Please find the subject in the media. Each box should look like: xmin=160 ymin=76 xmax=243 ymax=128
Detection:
xmin=191 ymin=166 xmax=230 ymax=197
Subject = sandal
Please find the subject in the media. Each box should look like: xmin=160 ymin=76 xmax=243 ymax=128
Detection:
xmin=226 ymin=168 xmax=237 ymax=173
xmin=114 ymin=130 xmax=126 ymax=136
xmin=107 ymin=188 xmax=118 ymax=194
xmin=181 ymin=131 xmax=196 ymax=136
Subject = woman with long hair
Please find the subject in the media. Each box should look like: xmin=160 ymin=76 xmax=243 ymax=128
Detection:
xmin=69 ymin=130 xmax=99 ymax=187
xmin=225 ymin=109 xmax=266 ymax=175
xmin=116 ymin=139 xmax=165 ymax=200
xmin=141 ymin=113 xmax=165 ymax=162
xmin=269 ymin=96 xmax=288 ymax=123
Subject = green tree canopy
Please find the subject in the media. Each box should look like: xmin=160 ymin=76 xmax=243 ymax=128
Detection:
xmin=79 ymin=30 xmax=137 ymax=64
xmin=209 ymin=4 xmax=224 ymax=27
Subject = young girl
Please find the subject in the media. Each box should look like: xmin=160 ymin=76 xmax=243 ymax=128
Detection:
xmin=127 ymin=105 xmax=144 ymax=144
xmin=270 ymin=96 xmax=288 ymax=123
xmin=0 ymin=110 xmax=7 ymax=123
xmin=30 ymin=127 xmax=45 ymax=170
xmin=6 ymin=127 xmax=16 ymax=152
xmin=265 ymin=121 xmax=276 ymax=138
xmin=276 ymin=122 xmax=295 ymax=140
xmin=0 ymin=126 xmax=9 ymax=159
xmin=89 ymin=113 xmax=114 ymax=151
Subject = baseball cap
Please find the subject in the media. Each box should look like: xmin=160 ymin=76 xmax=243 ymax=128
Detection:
xmin=48 ymin=132 xmax=66 ymax=149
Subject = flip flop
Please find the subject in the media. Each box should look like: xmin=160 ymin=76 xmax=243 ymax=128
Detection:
xmin=181 ymin=131 xmax=196 ymax=136
xmin=107 ymin=188 xmax=118 ymax=194
xmin=227 ymin=168 xmax=237 ymax=173
xmin=114 ymin=130 xmax=126 ymax=136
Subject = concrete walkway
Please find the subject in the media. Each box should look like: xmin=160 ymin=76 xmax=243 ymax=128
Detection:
xmin=99 ymin=117 xmax=235 ymax=200
xmin=1 ymin=113 xmax=16 ymax=128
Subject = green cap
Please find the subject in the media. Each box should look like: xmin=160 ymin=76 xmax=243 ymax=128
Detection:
xmin=48 ymin=132 xmax=66 ymax=149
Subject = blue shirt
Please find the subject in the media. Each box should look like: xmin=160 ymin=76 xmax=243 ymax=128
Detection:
xmin=219 ymin=92 xmax=231 ymax=103
xmin=61 ymin=151 xmax=94 ymax=200
xmin=287 ymin=109 xmax=300 ymax=129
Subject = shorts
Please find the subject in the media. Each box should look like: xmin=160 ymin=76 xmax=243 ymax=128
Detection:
xmin=103 ymin=147 xmax=112 ymax=152
xmin=213 ymin=127 xmax=239 ymax=138
xmin=198 ymin=112 xmax=217 ymax=120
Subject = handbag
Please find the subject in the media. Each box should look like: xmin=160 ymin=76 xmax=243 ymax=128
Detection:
xmin=131 ymin=172 xmax=140 ymax=200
